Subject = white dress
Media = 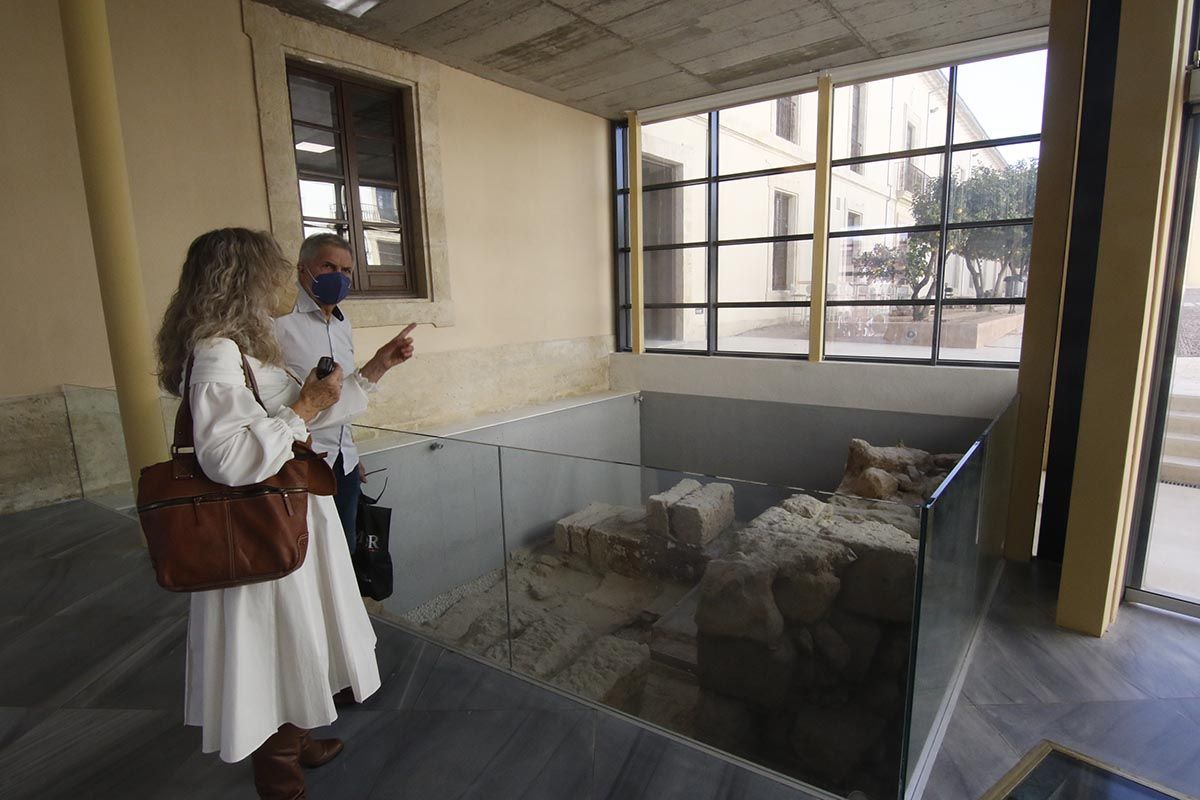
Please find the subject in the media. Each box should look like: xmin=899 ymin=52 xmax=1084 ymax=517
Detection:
xmin=182 ymin=337 xmax=382 ymax=763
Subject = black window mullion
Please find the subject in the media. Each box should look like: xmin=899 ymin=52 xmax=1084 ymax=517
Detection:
xmin=930 ymin=65 xmax=959 ymax=365
xmin=707 ymin=111 xmax=719 ymax=356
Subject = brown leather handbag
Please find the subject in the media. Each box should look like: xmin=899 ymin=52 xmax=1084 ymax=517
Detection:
xmin=137 ymin=353 xmax=336 ymax=592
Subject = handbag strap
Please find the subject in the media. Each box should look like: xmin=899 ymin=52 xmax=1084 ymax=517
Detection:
xmin=172 ymin=348 xmax=269 ymax=454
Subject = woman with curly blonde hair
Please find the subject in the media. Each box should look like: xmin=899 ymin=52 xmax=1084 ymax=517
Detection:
xmin=157 ymin=228 xmax=380 ymax=799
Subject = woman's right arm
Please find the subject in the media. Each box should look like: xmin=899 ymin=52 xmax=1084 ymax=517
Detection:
xmin=187 ymin=338 xmax=339 ymax=486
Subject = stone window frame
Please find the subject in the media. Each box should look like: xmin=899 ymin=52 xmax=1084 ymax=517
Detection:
xmin=243 ymin=1 xmax=453 ymax=328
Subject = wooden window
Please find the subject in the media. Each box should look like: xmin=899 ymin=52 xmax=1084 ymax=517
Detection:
xmin=850 ymin=84 xmax=866 ymax=173
xmin=771 ymin=191 xmax=794 ymax=290
xmin=286 ymin=63 xmax=421 ymax=297
xmin=775 ymin=95 xmax=799 ymax=144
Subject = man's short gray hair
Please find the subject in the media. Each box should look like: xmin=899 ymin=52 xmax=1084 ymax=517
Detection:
xmin=299 ymin=232 xmax=352 ymax=267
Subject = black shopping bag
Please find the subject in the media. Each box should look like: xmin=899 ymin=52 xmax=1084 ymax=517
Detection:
xmin=354 ymin=480 xmax=393 ymax=601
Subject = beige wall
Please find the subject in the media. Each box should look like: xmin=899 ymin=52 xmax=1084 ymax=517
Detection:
xmin=0 ymin=0 xmax=614 ymax=512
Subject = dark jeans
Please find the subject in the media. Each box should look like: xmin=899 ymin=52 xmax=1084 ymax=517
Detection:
xmin=332 ymin=453 xmax=361 ymax=557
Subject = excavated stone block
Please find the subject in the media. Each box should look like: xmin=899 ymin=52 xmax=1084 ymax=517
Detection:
xmin=819 ymin=518 xmax=917 ymax=623
xmin=694 ymin=690 xmax=761 ymax=757
xmin=827 ymin=610 xmax=882 ymax=683
xmin=791 ymin=704 xmax=887 ymax=782
xmin=697 ymin=633 xmax=797 ymax=708
xmin=554 ymin=635 xmax=650 ymax=711
xmin=483 ymin=612 xmax=592 ymax=679
xmin=554 ymin=502 xmax=616 ymax=558
xmin=694 ymin=555 xmax=783 ymax=645
xmin=780 ymin=494 xmax=830 ymax=519
xmin=774 ymin=571 xmax=841 ymax=624
xmin=826 ymin=495 xmax=921 ymax=538
xmin=647 ymin=478 xmax=701 ymax=537
xmin=669 ymin=482 xmax=734 ymax=546
xmin=840 ymin=466 xmax=899 ymax=500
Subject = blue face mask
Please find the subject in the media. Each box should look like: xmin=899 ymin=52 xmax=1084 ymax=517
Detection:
xmin=306 ymin=268 xmax=351 ymax=306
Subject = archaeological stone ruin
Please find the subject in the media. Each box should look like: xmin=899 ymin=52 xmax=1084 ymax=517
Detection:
xmin=385 ymin=439 xmax=960 ymax=799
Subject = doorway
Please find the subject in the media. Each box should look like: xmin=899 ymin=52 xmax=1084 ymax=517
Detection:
xmin=1129 ymin=102 xmax=1200 ymax=614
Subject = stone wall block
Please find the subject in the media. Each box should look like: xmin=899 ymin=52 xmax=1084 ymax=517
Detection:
xmin=790 ymin=704 xmax=887 ymax=783
xmin=554 ymin=635 xmax=650 ymax=712
xmin=774 ymin=572 xmax=841 ymax=624
xmin=694 ymin=555 xmax=784 ymax=644
xmin=647 ymin=478 xmax=701 ymax=537
xmin=696 ymin=633 xmax=797 ymax=707
xmin=669 ymin=482 xmax=735 ymax=546
xmin=820 ymin=519 xmax=917 ymax=623
xmin=694 ymin=690 xmax=762 ymax=758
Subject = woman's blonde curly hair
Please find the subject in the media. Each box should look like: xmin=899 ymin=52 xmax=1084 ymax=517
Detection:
xmin=156 ymin=228 xmax=292 ymax=395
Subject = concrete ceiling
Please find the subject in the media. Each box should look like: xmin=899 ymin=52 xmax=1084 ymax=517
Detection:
xmin=260 ymin=0 xmax=1051 ymax=119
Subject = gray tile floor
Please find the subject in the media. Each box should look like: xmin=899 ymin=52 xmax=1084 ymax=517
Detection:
xmin=0 ymin=501 xmax=820 ymax=800
xmin=5 ymin=500 xmax=1198 ymax=800
xmin=924 ymin=561 xmax=1200 ymax=799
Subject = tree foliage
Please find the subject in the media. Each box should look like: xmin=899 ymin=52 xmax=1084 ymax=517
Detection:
xmin=850 ymin=159 xmax=1038 ymax=317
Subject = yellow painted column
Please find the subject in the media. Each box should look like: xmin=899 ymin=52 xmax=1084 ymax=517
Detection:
xmin=808 ymin=75 xmax=833 ymax=362
xmin=1057 ymin=0 xmax=1191 ymax=635
xmin=627 ymin=111 xmax=646 ymax=354
xmin=1005 ymin=0 xmax=1089 ymax=560
xmin=59 ymin=0 xmax=168 ymax=486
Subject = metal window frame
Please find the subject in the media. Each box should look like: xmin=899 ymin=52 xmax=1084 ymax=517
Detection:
xmin=614 ymin=49 xmax=1043 ymax=367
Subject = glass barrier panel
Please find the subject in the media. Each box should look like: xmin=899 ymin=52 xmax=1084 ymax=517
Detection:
xmin=904 ymin=435 xmax=999 ymax=792
xmin=353 ymin=428 xmax=511 ymax=668
xmin=493 ymin=441 xmax=921 ymax=800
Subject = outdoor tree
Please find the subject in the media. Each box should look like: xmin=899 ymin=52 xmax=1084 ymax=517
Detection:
xmin=850 ymin=159 xmax=1038 ymax=316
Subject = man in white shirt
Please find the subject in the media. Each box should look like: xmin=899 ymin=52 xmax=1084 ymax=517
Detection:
xmin=274 ymin=233 xmax=415 ymax=556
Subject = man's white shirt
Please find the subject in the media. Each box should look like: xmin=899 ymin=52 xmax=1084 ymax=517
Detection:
xmin=273 ymin=285 xmax=375 ymax=474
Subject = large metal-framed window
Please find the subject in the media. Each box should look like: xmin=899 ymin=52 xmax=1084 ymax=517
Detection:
xmin=286 ymin=63 xmax=422 ymax=297
xmin=615 ymin=49 xmax=1043 ymax=368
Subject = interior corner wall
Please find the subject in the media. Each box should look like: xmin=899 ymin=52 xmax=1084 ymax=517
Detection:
xmin=0 ymin=0 xmax=614 ymax=513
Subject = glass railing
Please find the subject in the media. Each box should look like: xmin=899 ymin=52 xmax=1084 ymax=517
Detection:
xmin=902 ymin=395 xmax=1018 ymax=798
xmin=61 ymin=384 xmax=178 ymax=514
xmin=355 ymin=424 xmax=935 ymax=799
xmin=56 ymin=378 xmax=1018 ymax=800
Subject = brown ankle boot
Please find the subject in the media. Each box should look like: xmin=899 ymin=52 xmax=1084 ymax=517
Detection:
xmin=299 ymin=730 xmax=344 ymax=769
xmin=250 ymin=724 xmax=307 ymax=800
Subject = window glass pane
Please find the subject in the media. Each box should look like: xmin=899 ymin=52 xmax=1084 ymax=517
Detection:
xmin=717 ymin=307 xmax=808 ymax=355
xmin=938 ymin=302 xmax=1024 ymax=363
xmin=355 ymin=137 xmax=398 ymax=182
xmin=645 ymin=247 xmax=706 ymax=304
xmin=943 ymin=224 xmax=1032 ymax=300
xmin=299 ymin=179 xmax=343 ymax=220
xmin=645 ymin=307 xmax=707 ymax=350
xmin=288 ymin=74 xmax=336 ymax=128
xmin=718 ymin=173 xmax=815 ymax=241
xmin=643 ymin=184 xmax=706 ymax=245
xmin=293 ymin=124 xmax=341 ymax=175
xmin=363 ymin=228 xmax=404 ymax=269
xmin=359 ymin=185 xmax=400 ymax=224
xmin=718 ymin=241 xmax=813 ymax=302
xmin=825 ymin=303 xmax=935 ymax=360
xmin=949 ymin=148 xmax=1038 ymax=222
xmin=953 ymin=51 xmax=1046 ymax=145
xmin=349 ymin=87 xmax=396 ymax=138
xmin=717 ymin=94 xmax=816 ymax=173
xmin=830 ymin=153 xmax=943 ymax=231
xmin=826 ymin=231 xmax=940 ymax=303
xmin=642 ymin=116 xmax=708 ymax=183
xmin=833 ymin=70 xmax=948 ymax=160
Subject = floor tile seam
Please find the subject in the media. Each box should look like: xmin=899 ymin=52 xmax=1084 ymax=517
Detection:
xmin=50 ymin=615 xmax=186 ymax=711
xmin=380 ymin=641 xmax=444 ymax=711
xmin=463 ymin=708 xmax=587 ymax=798
xmin=46 ymin=569 xmax=167 ymax=617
